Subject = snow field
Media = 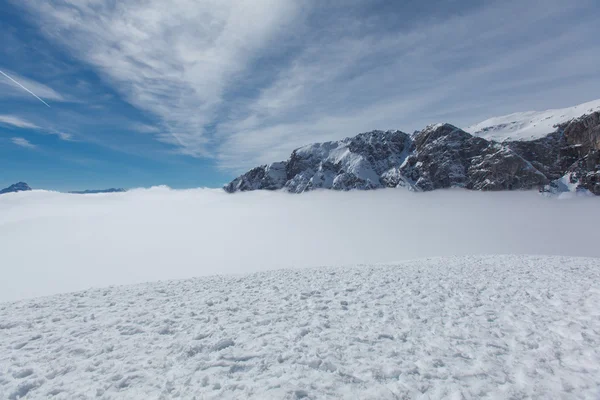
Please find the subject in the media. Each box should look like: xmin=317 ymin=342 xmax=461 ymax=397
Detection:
xmin=1 ymin=255 xmax=599 ymax=399
xmin=468 ymin=98 xmax=600 ymax=142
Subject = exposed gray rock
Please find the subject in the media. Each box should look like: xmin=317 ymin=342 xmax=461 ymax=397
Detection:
xmin=225 ymin=112 xmax=600 ymax=195
xmin=540 ymin=112 xmax=600 ymax=195
xmin=563 ymin=111 xmax=600 ymax=152
xmin=224 ymin=162 xmax=287 ymax=193
xmin=398 ymin=123 xmax=549 ymax=191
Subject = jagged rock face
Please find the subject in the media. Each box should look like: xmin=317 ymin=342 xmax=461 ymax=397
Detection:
xmin=546 ymin=112 xmax=600 ymax=195
xmin=403 ymin=124 xmax=489 ymax=190
xmin=224 ymin=162 xmax=287 ymax=192
xmin=563 ymin=112 xmax=600 ymax=152
xmin=467 ymin=146 xmax=548 ymax=191
xmin=224 ymin=130 xmax=412 ymax=193
xmin=283 ymin=130 xmax=412 ymax=193
xmin=562 ymin=151 xmax=600 ymax=195
xmin=225 ymin=112 xmax=600 ymax=195
xmin=399 ymin=124 xmax=548 ymax=191
xmin=0 ymin=182 xmax=32 ymax=195
xmin=505 ymin=132 xmax=567 ymax=180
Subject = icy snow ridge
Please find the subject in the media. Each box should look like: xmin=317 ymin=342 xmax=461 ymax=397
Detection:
xmin=1 ymin=255 xmax=599 ymax=399
xmin=468 ymin=98 xmax=600 ymax=142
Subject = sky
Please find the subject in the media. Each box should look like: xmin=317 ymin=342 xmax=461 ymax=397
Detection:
xmin=1 ymin=187 xmax=599 ymax=301
xmin=1 ymin=0 xmax=599 ymax=191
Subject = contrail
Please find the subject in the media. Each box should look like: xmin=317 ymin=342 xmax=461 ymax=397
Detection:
xmin=0 ymin=69 xmax=51 ymax=108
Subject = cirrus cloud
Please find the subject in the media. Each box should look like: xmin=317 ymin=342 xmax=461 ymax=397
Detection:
xmin=12 ymin=0 xmax=600 ymax=171
xmin=0 ymin=114 xmax=72 ymax=141
xmin=0 ymin=114 xmax=40 ymax=129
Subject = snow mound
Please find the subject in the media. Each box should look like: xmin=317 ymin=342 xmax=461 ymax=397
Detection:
xmin=1 ymin=255 xmax=599 ymax=399
xmin=468 ymin=98 xmax=600 ymax=142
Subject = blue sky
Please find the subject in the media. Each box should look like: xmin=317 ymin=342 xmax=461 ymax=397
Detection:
xmin=1 ymin=0 xmax=599 ymax=191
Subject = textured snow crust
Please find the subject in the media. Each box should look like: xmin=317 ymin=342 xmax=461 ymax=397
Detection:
xmin=468 ymin=99 xmax=600 ymax=142
xmin=1 ymin=255 xmax=599 ymax=399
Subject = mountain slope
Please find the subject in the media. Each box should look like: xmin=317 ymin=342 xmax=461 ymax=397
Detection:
xmin=467 ymin=99 xmax=600 ymax=142
xmin=1 ymin=255 xmax=598 ymax=399
xmin=225 ymin=103 xmax=600 ymax=195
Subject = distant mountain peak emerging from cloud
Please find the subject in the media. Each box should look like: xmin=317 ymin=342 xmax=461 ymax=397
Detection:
xmin=0 ymin=184 xmax=127 ymax=195
xmin=225 ymin=100 xmax=600 ymax=195
xmin=0 ymin=182 xmax=31 ymax=195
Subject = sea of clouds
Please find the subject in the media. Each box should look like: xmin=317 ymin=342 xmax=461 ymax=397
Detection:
xmin=0 ymin=187 xmax=598 ymax=302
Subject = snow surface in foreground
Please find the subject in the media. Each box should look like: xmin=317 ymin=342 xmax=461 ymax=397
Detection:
xmin=1 ymin=187 xmax=600 ymax=302
xmin=467 ymin=98 xmax=600 ymax=142
xmin=1 ymin=255 xmax=599 ymax=399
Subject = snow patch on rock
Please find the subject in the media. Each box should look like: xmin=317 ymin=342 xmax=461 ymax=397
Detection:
xmin=468 ymin=98 xmax=600 ymax=142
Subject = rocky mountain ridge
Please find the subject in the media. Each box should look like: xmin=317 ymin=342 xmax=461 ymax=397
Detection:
xmin=225 ymin=110 xmax=600 ymax=195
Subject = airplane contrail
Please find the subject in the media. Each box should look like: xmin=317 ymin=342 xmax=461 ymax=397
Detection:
xmin=0 ymin=69 xmax=51 ymax=108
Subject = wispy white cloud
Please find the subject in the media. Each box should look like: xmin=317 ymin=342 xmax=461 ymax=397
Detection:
xmin=51 ymin=130 xmax=73 ymax=141
xmin=0 ymin=115 xmax=40 ymax=129
xmin=131 ymin=123 xmax=161 ymax=134
xmin=13 ymin=0 xmax=600 ymax=170
xmin=0 ymin=114 xmax=72 ymax=141
xmin=14 ymin=0 xmax=304 ymax=157
xmin=11 ymin=137 xmax=37 ymax=149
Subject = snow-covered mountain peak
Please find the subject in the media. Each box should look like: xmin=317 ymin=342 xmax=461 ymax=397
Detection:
xmin=414 ymin=123 xmax=465 ymax=141
xmin=420 ymin=122 xmax=447 ymax=133
xmin=226 ymin=100 xmax=600 ymax=195
xmin=293 ymin=130 xmax=405 ymax=155
xmin=467 ymin=98 xmax=600 ymax=142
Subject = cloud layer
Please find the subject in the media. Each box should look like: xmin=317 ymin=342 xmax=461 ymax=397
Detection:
xmin=0 ymin=188 xmax=598 ymax=302
xmin=12 ymin=0 xmax=600 ymax=171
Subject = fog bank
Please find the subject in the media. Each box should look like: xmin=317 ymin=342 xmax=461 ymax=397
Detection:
xmin=0 ymin=187 xmax=598 ymax=301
